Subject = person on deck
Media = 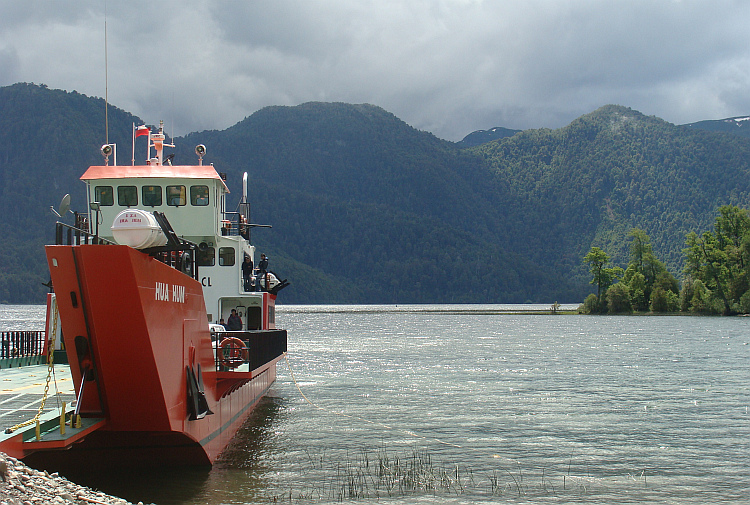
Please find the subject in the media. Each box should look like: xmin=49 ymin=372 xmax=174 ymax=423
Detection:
xmin=258 ymin=254 xmax=268 ymax=274
xmin=242 ymin=255 xmax=254 ymax=291
xmin=226 ymin=309 xmax=242 ymax=331
xmin=256 ymin=254 xmax=268 ymax=291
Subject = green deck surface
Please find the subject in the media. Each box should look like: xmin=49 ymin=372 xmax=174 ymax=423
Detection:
xmin=0 ymin=364 xmax=76 ymax=432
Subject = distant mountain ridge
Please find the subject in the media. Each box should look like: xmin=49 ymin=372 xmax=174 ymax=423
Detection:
xmin=2 ymin=83 xmax=750 ymax=305
xmin=459 ymin=113 xmax=750 ymax=146
xmin=458 ymin=126 xmax=521 ymax=146
xmin=682 ymin=115 xmax=750 ymax=138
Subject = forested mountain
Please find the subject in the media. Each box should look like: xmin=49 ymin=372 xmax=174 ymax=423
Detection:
xmin=475 ymin=105 xmax=750 ymax=288
xmin=1 ymin=83 xmax=749 ymax=305
xmin=172 ymin=103 xmax=565 ymax=303
xmin=0 ymin=83 xmax=145 ymax=304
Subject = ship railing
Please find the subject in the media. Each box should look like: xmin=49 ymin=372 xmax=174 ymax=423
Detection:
xmin=220 ymin=209 xmax=271 ymax=241
xmin=144 ymin=241 xmax=200 ymax=281
xmin=213 ymin=329 xmax=287 ymax=373
xmin=142 ymin=212 xmax=201 ymax=280
xmin=54 ymin=222 xmax=115 ymax=246
xmin=0 ymin=331 xmax=46 ymax=368
xmin=144 ymin=248 xmax=197 ymax=281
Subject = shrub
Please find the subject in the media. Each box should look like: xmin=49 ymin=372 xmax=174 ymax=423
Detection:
xmin=606 ymin=283 xmax=632 ymax=313
xmin=582 ymin=293 xmax=600 ymax=314
xmin=650 ymin=287 xmax=669 ymax=312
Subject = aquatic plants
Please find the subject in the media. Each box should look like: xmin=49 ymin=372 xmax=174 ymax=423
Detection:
xmin=261 ymin=445 xmax=646 ymax=502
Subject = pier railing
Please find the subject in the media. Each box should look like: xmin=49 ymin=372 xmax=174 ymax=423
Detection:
xmin=0 ymin=331 xmax=47 ymax=368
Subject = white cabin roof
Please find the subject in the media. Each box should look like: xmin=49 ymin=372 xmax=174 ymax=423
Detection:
xmin=81 ymin=165 xmax=230 ymax=192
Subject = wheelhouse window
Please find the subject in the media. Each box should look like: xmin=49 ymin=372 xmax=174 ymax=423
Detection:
xmin=166 ymin=185 xmax=186 ymax=206
xmin=197 ymin=247 xmax=215 ymax=267
xmin=118 ymin=186 xmax=138 ymax=206
xmin=95 ymin=186 xmax=114 ymax=206
xmin=219 ymin=247 xmax=235 ymax=266
xmin=190 ymin=185 xmax=209 ymax=206
xmin=142 ymin=185 xmax=162 ymax=206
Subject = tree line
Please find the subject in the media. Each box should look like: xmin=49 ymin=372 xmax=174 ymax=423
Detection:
xmin=582 ymin=205 xmax=750 ymax=315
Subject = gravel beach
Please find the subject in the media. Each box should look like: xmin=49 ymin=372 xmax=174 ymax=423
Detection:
xmin=0 ymin=452 xmax=145 ymax=505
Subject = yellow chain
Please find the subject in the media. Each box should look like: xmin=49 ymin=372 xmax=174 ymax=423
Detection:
xmin=5 ymin=300 xmax=58 ymax=433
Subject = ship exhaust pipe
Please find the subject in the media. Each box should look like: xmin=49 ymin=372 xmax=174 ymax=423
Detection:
xmin=242 ymin=172 xmax=248 ymax=204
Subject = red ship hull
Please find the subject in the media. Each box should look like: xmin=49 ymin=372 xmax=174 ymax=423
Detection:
xmin=6 ymin=243 xmax=285 ymax=468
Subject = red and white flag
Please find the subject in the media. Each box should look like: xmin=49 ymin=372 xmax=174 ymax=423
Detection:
xmin=135 ymin=125 xmax=150 ymax=137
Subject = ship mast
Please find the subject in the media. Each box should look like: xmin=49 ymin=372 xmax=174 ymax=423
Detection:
xmin=148 ymin=120 xmax=175 ymax=165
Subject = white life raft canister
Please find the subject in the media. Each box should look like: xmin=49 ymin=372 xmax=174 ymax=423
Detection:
xmin=111 ymin=209 xmax=168 ymax=249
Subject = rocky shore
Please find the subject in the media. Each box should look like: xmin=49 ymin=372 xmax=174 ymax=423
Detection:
xmin=0 ymin=453 xmax=145 ymax=505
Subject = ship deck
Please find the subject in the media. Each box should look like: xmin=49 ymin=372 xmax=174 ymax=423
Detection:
xmin=0 ymin=365 xmax=76 ymax=431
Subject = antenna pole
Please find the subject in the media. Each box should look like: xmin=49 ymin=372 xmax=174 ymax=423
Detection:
xmin=104 ymin=1 xmax=109 ymax=146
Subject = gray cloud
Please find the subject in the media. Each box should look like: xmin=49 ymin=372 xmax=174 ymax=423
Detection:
xmin=2 ymin=0 xmax=749 ymax=140
xmin=0 ymin=45 xmax=20 ymax=83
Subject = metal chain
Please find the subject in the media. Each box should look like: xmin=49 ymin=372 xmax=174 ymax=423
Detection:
xmin=5 ymin=301 xmax=58 ymax=433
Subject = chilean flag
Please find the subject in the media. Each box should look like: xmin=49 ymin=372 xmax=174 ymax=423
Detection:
xmin=135 ymin=125 xmax=150 ymax=137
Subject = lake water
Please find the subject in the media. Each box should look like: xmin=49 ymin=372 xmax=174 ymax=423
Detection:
xmin=1 ymin=304 xmax=748 ymax=504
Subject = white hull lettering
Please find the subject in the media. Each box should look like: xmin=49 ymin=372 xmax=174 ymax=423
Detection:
xmin=155 ymin=281 xmax=185 ymax=303
xmin=155 ymin=281 xmax=169 ymax=301
xmin=172 ymin=284 xmax=185 ymax=303
xmin=201 ymin=277 xmax=212 ymax=287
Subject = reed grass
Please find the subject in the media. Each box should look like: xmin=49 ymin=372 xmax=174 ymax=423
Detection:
xmin=260 ymin=445 xmax=632 ymax=502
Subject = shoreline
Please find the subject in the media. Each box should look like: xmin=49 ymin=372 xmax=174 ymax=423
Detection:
xmin=0 ymin=452 xmax=147 ymax=505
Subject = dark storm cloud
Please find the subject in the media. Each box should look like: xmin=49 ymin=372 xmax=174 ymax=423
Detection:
xmin=1 ymin=0 xmax=749 ymax=140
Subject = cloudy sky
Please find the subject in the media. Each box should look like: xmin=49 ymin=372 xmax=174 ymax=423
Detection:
xmin=2 ymin=0 xmax=749 ymax=141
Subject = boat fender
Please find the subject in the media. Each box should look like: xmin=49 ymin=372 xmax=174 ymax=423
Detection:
xmin=218 ymin=337 xmax=249 ymax=369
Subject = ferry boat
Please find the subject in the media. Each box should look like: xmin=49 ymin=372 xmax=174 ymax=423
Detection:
xmin=0 ymin=122 xmax=288 ymax=469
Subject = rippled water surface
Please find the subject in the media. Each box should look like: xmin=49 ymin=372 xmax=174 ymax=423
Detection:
xmin=2 ymin=304 xmax=748 ymax=504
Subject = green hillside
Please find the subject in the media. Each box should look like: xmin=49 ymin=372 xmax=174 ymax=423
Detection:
xmin=1 ymin=84 xmax=749 ymax=305
xmin=0 ymin=83 xmax=146 ymax=303
xmin=173 ymin=102 xmax=572 ymax=303
xmin=475 ymin=105 xmax=750 ymax=286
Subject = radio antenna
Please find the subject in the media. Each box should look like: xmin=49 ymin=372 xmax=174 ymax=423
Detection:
xmin=104 ymin=0 xmax=109 ymax=146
